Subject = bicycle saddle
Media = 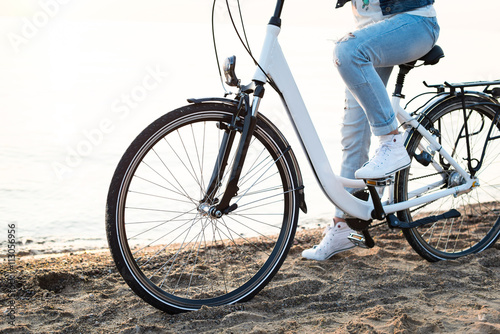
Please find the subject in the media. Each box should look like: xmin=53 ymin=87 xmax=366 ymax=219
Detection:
xmin=419 ymin=45 xmax=444 ymax=65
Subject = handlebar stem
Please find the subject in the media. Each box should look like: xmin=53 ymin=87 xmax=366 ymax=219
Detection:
xmin=270 ymin=0 xmax=285 ymax=27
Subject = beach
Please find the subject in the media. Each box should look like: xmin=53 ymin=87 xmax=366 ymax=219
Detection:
xmin=2 ymin=227 xmax=499 ymax=333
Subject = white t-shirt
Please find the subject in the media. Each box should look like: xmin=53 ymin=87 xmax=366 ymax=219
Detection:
xmin=352 ymin=0 xmax=436 ymax=28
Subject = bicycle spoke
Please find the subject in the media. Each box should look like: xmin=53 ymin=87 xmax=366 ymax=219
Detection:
xmin=107 ymin=105 xmax=299 ymax=312
xmin=132 ymin=174 xmax=197 ymax=203
xmin=155 ymin=143 xmax=202 ymax=201
xmin=128 ymin=190 xmax=193 ymax=205
xmin=132 ymin=211 xmax=201 ymax=258
xmin=400 ymin=96 xmax=500 ymax=261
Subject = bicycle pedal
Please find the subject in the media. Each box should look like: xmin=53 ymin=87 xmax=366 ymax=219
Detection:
xmin=348 ymin=232 xmax=370 ymax=249
xmin=364 ymin=175 xmax=394 ymax=187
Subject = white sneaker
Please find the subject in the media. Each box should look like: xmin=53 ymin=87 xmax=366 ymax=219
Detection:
xmin=301 ymin=222 xmax=356 ymax=261
xmin=355 ymin=133 xmax=411 ymax=179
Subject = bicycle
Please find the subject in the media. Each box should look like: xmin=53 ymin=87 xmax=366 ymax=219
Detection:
xmin=105 ymin=0 xmax=500 ymax=313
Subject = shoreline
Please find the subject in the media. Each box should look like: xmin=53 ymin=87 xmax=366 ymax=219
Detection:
xmin=2 ymin=215 xmax=334 ymax=260
xmin=0 ymin=245 xmax=110 ymax=260
xmin=2 ymin=227 xmax=499 ymax=333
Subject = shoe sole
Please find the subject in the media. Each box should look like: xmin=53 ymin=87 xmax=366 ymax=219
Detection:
xmin=323 ymin=244 xmax=357 ymax=260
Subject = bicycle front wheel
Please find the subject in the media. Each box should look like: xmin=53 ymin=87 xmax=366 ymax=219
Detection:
xmin=106 ymin=102 xmax=302 ymax=313
xmin=396 ymin=95 xmax=500 ymax=261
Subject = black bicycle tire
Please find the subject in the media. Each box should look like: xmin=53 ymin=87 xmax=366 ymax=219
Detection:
xmin=105 ymin=102 xmax=301 ymax=313
xmin=396 ymin=95 xmax=500 ymax=261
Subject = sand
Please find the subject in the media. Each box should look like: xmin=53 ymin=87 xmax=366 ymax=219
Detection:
xmin=1 ymin=227 xmax=499 ymax=334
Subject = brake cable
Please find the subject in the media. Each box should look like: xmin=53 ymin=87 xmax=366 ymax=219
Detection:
xmin=211 ymin=0 xmax=276 ymax=93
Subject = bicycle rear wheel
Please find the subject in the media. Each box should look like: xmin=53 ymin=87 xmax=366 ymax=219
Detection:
xmin=106 ymin=102 xmax=302 ymax=313
xmin=396 ymin=95 xmax=500 ymax=261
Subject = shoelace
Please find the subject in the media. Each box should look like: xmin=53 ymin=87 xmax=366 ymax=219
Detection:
xmin=314 ymin=226 xmax=334 ymax=249
xmin=322 ymin=225 xmax=331 ymax=236
xmin=366 ymin=142 xmax=392 ymax=166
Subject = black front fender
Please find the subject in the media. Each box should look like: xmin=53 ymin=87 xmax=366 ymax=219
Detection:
xmin=187 ymin=97 xmax=239 ymax=106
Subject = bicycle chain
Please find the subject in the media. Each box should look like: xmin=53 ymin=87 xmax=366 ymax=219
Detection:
xmin=408 ymin=171 xmax=446 ymax=182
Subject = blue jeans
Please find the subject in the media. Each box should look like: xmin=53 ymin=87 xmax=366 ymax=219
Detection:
xmin=333 ymin=14 xmax=440 ymax=218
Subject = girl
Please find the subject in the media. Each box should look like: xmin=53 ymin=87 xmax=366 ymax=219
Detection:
xmin=302 ymin=0 xmax=440 ymax=261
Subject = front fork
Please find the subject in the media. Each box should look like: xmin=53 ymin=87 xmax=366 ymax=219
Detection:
xmin=201 ymin=83 xmax=266 ymax=217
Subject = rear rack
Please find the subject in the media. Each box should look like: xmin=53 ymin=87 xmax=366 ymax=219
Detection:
xmin=424 ymin=79 xmax=500 ymax=176
xmin=424 ymin=80 xmax=500 ymax=97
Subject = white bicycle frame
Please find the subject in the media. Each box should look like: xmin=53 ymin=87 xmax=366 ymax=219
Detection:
xmin=252 ymin=24 xmax=476 ymax=221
